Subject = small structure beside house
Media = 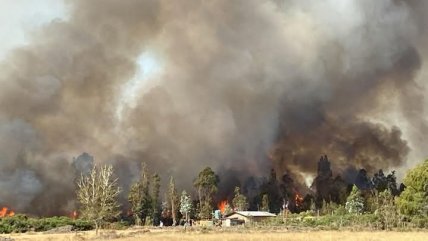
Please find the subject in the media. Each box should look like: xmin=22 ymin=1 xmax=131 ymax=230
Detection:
xmin=223 ymin=211 xmax=276 ymax=226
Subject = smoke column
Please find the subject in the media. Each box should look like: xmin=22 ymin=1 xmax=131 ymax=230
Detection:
xmin=0 ymin=0 xmax=427 ymax=215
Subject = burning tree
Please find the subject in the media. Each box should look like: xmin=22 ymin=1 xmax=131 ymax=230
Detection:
xmin=76 ymin=164 xmax=121 ymax=232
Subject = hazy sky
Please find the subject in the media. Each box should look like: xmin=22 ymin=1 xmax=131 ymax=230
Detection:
xmin=0 ymin=0 xmax=67 ymax=60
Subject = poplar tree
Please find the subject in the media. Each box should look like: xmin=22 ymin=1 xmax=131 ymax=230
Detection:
xmin=128 ymin=162 xmax=152 ymax=225
xmin=151 ymin=173 xmax=161 ymax=225
xmin=168 ymin=176 xmax=180 ymax=225
xmin=180 ymin=190 xmax=192 ymax=223
xmin=261 ymin=194 xmax=269 ymax=212
xmin=77 ymin=165 xmax=121 ymax=233
xmin=232 ymin=187 xmax=249 ymax=211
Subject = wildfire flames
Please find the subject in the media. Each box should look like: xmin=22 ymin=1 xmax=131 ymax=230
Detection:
xmin=294 ymin=193 xmax=304 ymax=207
xmin=0 ymin=207 xmax=15 ymax=218
xmin=218 ymin=200 xmax=228 ymax=214
xmin=70 ymin=210 xmax=78 ymax=219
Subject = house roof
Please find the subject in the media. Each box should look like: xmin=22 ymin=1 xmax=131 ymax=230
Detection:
xmin=225 ymin=211 xmax=276 ymax=218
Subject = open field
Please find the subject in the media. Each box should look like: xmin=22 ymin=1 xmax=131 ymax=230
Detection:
xmin=1 ymin=229 xmax=427 ymax=241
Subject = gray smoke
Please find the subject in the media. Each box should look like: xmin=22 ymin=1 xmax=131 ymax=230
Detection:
xmin=0 ymin=0 xmax=427 ymax=215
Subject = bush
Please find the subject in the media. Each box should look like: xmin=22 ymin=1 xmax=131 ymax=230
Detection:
xmin=71 ymin=219 xmax=94 ymax=231
xmin=103 ymin=221 xmax=129 ymax=230
xmin=0 ymin=216 xmax=94 ymax=234
xmin=410 ymin=216 xmax=428 ymax=228
xmin=0 ymin=215 xmax=31 ymax=233
xmin=30 ymin=216 xmax=73 ymax=232
xmin=345 ymin=186 xmax=364 ymax=214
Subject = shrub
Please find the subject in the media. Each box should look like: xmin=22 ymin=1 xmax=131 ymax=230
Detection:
xmin=30 ymin=216 xmax=73 ymax=232
xmin=0 ymin=215 xmax=31 ymax=233
xmin=397 ymin=159 xmax=428 ymax=218
xmin=0 ymin=216 xmax=94 ymax=234
xmin=345 ymin=186 xmax=364 ymax=214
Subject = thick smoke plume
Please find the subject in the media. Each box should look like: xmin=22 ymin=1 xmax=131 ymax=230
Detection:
xmin=0 ymin=0 xmax=427 ymax=215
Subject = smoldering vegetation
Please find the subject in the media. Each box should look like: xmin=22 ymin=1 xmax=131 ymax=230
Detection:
xmin=0 ymin=0 xmax=427 ymax=215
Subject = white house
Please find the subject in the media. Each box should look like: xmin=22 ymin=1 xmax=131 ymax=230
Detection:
xmin=224 ymin=211 xmax=276 ymax=226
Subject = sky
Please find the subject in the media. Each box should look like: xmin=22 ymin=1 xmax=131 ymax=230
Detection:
xmin=0 ymin=0 xmax=67 ymax=60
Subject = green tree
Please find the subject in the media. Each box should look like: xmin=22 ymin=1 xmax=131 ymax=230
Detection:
xmin=193 ymin=167 xmax=219 ymax=219
xmin=261 ymin=194 xmax=269 ymax=212
xmin=376 ymin=190 xmax=398 ymax=230
xmin=372 ymin=169 xmax=388 ymax=192
xmin=76 ymin=165 xmax=121 ymax=233
xmin=345 ymin=185 xmax=364 ymax=214
xmin=151 ymin=173 xmax=161 ymax=225
xmin=199 ymin=202 xmax=213 ymax=219
xmin=321 ymin=201 xmax=339 ymax=216
xmin=232 ymin=187 xmax=249 ymax=211
xmin=372 ymin=170 xmax=400 ymax=196
xmin=180 ymin=190 xmax=192 ymax=223
xmin=397 ymin=159 xmax=428 ymax=218
xmin=128 ymin=162 xmax=152 ymax=225
xmin=259 ymin=169 xmax=282 ymax=213
xmin=168 ymin=176 xmax=180 ymax=225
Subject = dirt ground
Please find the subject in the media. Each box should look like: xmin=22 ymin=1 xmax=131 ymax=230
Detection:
xmin=1 ymin=228 xmax=427 ymax=241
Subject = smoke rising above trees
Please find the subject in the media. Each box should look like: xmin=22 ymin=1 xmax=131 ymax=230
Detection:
xmin=1 ymin=0 xmax=428 ymax=215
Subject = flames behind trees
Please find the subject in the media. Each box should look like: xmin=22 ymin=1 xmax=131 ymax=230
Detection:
xmin=70 ymin=210 xmax=78 ymax=220
xmin=0 ymin=207 xmax=15 ymax=218
xmin=294 ymin=193 xmax=304 ymax=208
xmin=218 ymin=200 xmax=228 ymax=214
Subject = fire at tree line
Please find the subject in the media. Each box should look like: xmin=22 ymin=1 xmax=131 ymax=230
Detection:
xmin=0 ymin=155 xmax=427 ymax=233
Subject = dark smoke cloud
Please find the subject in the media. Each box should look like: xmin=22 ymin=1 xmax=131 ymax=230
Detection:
xmin=0 ymin=0 xmax=427 ymax=215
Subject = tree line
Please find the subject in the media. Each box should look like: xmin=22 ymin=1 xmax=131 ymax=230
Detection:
xmin=75 ymin=164 xmax=252 ymax=230
xmin=75 ymin=159 xmax=428 ymax=230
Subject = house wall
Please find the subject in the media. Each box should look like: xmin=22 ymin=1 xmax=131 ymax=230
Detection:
xmin=226 ymin=213 xmax=250 ymax=223
xmin=225 ymin=213 xmax=273 ymax=225
xmin=252 ymin=216 xmax=271 ymax=223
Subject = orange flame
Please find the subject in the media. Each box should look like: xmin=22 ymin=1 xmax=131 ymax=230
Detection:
xmin=0 ymin=207 xmax=15 ymax=218
xmin=294 ymin=193 xmax=304 ymax=207
xmin=218 ymin=200 xmax=227 ymax=214
xmin=71 ymin=210 xmax=78 ymax=219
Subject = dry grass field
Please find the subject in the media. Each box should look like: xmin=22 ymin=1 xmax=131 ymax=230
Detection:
xmin=1 ymin=229 xmax=427 ymax=241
